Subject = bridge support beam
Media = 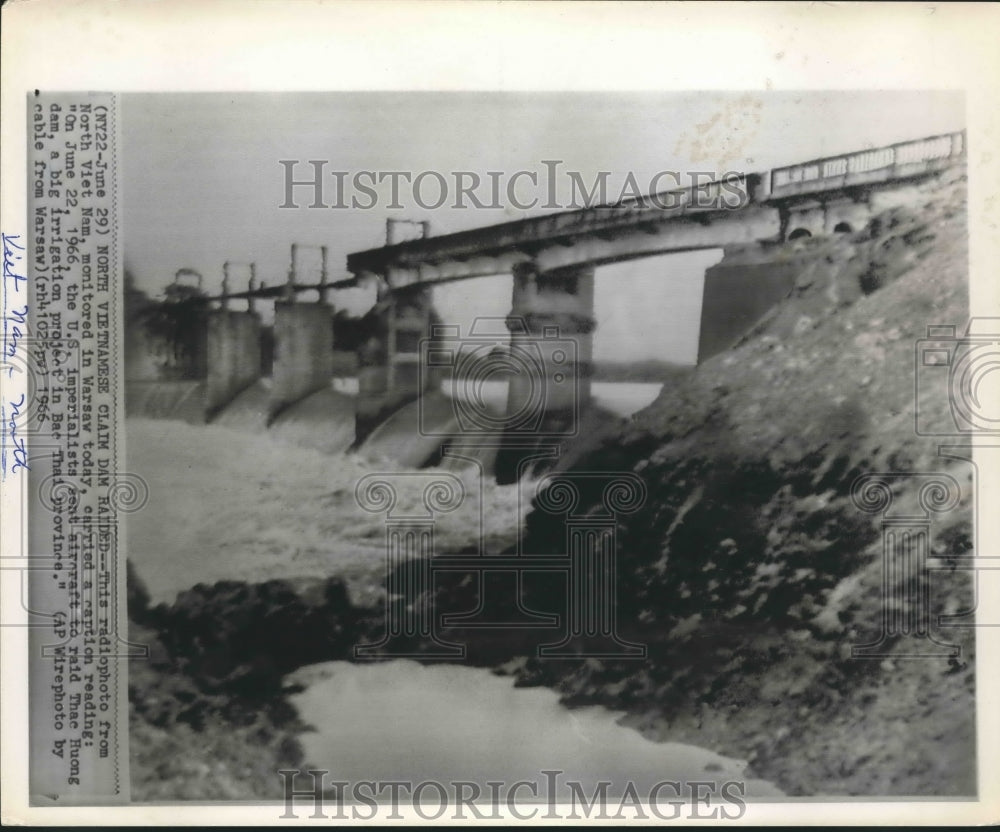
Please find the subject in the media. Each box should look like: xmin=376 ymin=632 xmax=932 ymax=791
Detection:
xmin=356 ymin=285 xmax=436 ymax=442
xmin=506 ymin=261 xmax=595 ymax=427
xmin=270 ymin=301 xmax=334 ymax=422
xmin=497 ymin=262 xmax=595 ymax=481
xmin=205 ymin=309 xmax=262 ymax=419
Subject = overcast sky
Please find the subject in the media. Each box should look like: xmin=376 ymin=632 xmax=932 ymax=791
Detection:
xmin=122 ymin=91 xmax=964 ymax=363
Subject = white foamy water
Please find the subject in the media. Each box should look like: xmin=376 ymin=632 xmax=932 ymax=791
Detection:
xmin=286 ymin=660 xmax=782 ymax=798
xmin=332 ymin=376 xmax=360 ymax=395
xmin=126 ymin=418 xmax=529 ymax=605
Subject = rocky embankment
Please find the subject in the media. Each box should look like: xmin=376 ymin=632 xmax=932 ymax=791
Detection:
xmin=513 ymin=170 xmax=976 ymax=795
xmin=129 ymin=170 xmax=975 ymax=798
xmin=127 ymin=566 xmax=354 ymax=799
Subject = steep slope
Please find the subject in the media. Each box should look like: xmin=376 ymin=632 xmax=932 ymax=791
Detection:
xmin=518 ymin=170 xmax=976 ymax=795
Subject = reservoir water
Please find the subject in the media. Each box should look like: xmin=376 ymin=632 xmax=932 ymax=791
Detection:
xmin=331 ymin=377 xmax=663 ymax=420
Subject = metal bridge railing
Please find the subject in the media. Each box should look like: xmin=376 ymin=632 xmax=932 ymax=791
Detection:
xmin=559 ymin=172 xmax=749 ymax=231
xmin=770 ymin=130 xmax=965 ymax=196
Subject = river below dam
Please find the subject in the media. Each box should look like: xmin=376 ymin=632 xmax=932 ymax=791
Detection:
xmin=285 ymin=660 xmax=783 ymax=800
xmin=127 ymin=416 xmax=784 ymax=803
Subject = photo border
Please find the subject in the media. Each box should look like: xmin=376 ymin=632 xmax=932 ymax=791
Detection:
xmin=2 ymin=0 xmax=999 ymax=825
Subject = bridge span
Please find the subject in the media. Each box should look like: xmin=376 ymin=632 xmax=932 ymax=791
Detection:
xmin=346 ymin=131 xmax=964 ymax=288
xmin=343 ymin=131 xmax=965 ymax=444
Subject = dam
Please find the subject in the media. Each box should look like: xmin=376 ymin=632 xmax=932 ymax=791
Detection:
xmin=126 ymin=130 xmax=966 ymax=476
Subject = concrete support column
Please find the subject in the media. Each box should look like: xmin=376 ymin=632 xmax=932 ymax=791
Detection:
xmin=696 ymin=248 xmax=798 ymax=363
xmin=505 ymin=261 xmax=595 ymax=435
xmin=388 ymin=285 xmax=434 ymax=404
xmin=270 ymin=301 xmax=334 ymax=421
xmin=356 ymin=283 xmax=435 ymax=442
xmin=495 ymin=262 xmax=595 ymax=483
xmin=205 ymin=309 xmax=262 ymax=419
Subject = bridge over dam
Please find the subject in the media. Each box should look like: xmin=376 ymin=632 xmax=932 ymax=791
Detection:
xmin=127 ymin=131 xmax=965 ymax=477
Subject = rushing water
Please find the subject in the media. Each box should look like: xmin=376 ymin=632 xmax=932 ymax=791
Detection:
xmin=286 ymin=660 xmax=782 ymax=799
xmin=128 ymin=376 xmax=661 ymax=423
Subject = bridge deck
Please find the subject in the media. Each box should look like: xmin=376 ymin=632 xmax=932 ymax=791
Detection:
xmin=345 ymin=130 xmax=965 ymax=284
xmin=347 ymin=173 xmax=757 ymax=278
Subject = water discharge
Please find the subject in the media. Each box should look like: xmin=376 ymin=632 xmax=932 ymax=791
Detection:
xmin=127 ymin=417 xmax=785 ymax=803
xmin=126 ymin=377 xmax=662 ymax=467
xmin=125 ymin=379 xmax=206 ymax=422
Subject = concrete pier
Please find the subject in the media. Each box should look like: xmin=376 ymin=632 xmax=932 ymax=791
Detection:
xmin=505 ymin=262 xmax=595 ymax=437
xmin=270 ymin=301 xmax=334 ymax=421
xmin=491 ymin=262 xmax=596 ymax=482
xmin=696 ymin=249 xmax=798 ymax=362
xmin=356 ymin=285 xmax=435 ymax=443
xmin=205 ymin=309 xmax=262 ymax=418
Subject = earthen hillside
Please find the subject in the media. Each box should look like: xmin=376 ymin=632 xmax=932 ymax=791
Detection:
xmin=519 ymin=168 xmax=975 ymax=795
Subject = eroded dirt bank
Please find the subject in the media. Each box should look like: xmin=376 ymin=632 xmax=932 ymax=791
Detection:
xmin=507 ymin=171 xmax=977 ymax=795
